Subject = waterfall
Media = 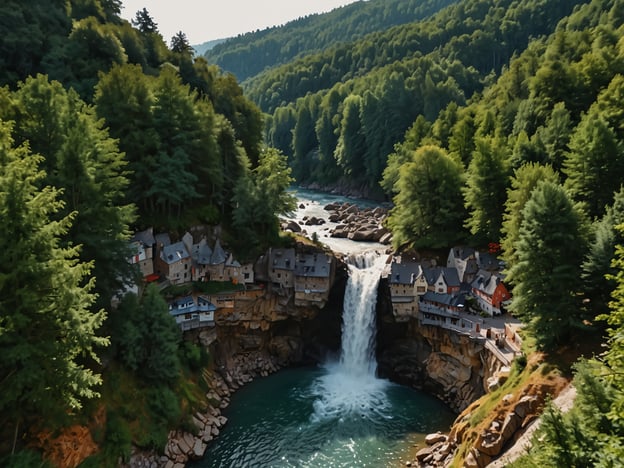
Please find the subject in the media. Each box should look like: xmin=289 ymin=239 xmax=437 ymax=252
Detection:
xmin=310 ymin=251 xmax=390 ymax=421
xmin=339 ymin=252 xmax=387 ymax=376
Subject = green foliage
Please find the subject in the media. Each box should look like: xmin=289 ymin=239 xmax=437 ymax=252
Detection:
xmin=112 ymin=286 xmax=181 ymax=385
xmin=563 ymin=110 xmax=624 ymax=219
xmin=0 ymin=121 xmax=107 ymax=444
xmin=387 ymin=145 xmax=467 ymax=248
xmin=102 ymin=410 xmax=132 ymax=463
xmin=463 ymin=137 xmax=510 ymax=242
xmin=0 ymin=450 xmax=50 ymax=468
xmin=9 ymin=74 xmax=136 ymax=309
xmin=231 ymin=148 xmax=296 ymax=257
xmin=205 ymin=0 xmax=457 ymax=82
xmin=501 ymin=163 xmax=559 ymax=268
xmin=507 ymin=181 xmax=586 ymax=350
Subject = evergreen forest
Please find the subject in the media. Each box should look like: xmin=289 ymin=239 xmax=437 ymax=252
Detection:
xmin=1 ymin=0 xmax=624 ymax=465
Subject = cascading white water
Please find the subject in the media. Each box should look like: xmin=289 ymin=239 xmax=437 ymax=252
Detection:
xmin=339 ymin=252 xmax=387 ymax=376
xmin=310 ymin=251 xmax=390 ymax=421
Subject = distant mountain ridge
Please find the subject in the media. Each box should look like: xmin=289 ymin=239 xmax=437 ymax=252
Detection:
xmin=193 ymin=38 xmax=227 ymax=56
xmin=203 ymin=0 xmax=457 ymax=82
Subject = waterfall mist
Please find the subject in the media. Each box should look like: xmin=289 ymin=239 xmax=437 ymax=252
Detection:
xmin=311 ymin=251 xmax=390 ymax=421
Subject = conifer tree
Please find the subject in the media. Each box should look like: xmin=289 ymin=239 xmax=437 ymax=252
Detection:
xmin=508 ymin=181 xmax=586 ymax=349
xmin=0 ymin=122 xmax=107 ymax=450
xmin=462 ymin=137 xmax=510 ymax=243
xmin=501 ymin=163 xmax=559 ymax=268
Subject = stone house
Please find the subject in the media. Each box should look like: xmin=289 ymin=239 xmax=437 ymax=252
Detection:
xmin=129 ymin=228 xmax=156 ymax=278
xmin=157 ymin=240 xmax=192 ymax=285
xmin=182 ymin=232 xmax=212 ymax=282
xmin=294 ymin=252 xmax=332 ymax=306
xmin=268 ymin=248 xmax=296 ymax=293
xmin=206 ymin=239 xmax=228 ymax=282
xmin=387 ymin=257 xmax=428 ymax=321
xmin=240 ymin=262 xmax=255 ymax=284
xmin=471 ymin=269 xmax=511 ymax=316
xmin=423 ymin=267 xmax=461 ymax=294
xmin=447 ymin=246 xmax=478 ymax=284
xmin=168 ymin=295 xmax=216 ymax=331
xmin=224 ymin=254 xmax=242 ymax=284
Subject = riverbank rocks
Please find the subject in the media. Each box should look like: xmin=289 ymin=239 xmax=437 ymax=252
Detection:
xmin=323 ymin=202 xmax=392 ymax=244
xmin=154 ymin=354 xmax=283 ymax=467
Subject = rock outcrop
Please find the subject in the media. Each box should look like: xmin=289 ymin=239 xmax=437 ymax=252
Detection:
xmin=324 ymin=202 xmax=392 ymax=244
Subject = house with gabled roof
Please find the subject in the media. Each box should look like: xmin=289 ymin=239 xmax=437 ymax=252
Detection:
xmin=268 ymin=248 xmax=296 ymax=294
xmin=157 ymin=240 xmax=191 ymax=285
xmin=294 ymin=252 xmax=333 ymax=306
xmin=447 ymin=246 xmax=479 ymax=284
xmin=388 ymin=257 xmax=428 ymax=321
xmin=182 ymin=232 xmax=210 ymax=281
xmin=206 ymin=238 xmax=228 ymax=282
xmin=224 ymin=254 xmax=243 ymax=284
xmin=168 ymin=295 xmax=216 ymax=331
xmin=423 ymin=267 xmax=461 ymax=294
xmin=471 ymin=269 xmax=510 ymax=316
xmin=129 ymin=227 xmax=156 ymax=278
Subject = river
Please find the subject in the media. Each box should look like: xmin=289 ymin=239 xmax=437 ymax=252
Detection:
xmin=190 ymin=190 xmax=454 ymax=467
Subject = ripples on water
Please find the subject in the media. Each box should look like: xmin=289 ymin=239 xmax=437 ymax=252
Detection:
xmin=194 ymin=367 xmax=455 ymax=468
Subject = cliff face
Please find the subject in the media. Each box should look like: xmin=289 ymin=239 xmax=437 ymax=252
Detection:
xmin=204 ymin=255 xmax=348 ymax=376
xmin=376 ymin=279 xmax=505 ymax=413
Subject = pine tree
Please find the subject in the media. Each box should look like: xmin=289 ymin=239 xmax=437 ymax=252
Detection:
xmin=463 ymin=137 xmax=510 ymax=243
xmin=0 ymin=122 xmax=107 ymax=451
xmin=508 ymin=181 xmax=586 ymax=350
xmin=501 ymin=163 xmax=559 ymax=268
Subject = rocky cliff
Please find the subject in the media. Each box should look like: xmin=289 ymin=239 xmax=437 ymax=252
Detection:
xmin=376 ymin=279 xmax=505 ymax=413
xmin=148 ymin=246 xmax=348 ymax=466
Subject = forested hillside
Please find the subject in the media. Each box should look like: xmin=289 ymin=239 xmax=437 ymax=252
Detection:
xmin=204 ymin=0 xmax=457 ymax=82
xmin=0 ymin=1 xmax=293 ymax=464
xmin=250 ymin=0 xmax=585 ymax=195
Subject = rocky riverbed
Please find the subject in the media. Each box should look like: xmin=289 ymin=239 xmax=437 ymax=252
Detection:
xmin=283 ymin=201 xmax=392 ymax=245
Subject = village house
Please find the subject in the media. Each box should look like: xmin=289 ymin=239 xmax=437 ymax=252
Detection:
xmin=471 ymin=269 xmax=511 ymax=316
xmin=128 ymin=227 xmax=156 ymax=278
xmin=240 ymin=262 xmax=255 ymax=284
xmin=268 ymin=248 xmax=296 ymax=294
xmin=419 ymin=291 xmax=467 ymax=326
xmin=423 ymin=266 xmax=461 ymax=294
xmin=387 ymin=257 xmax=428 ymax=321
xmin=446 ymin=246 xmax=478 ymax=284
xmin=181 ymin=232 xmax=211 ymax=281
xmin=206 ymin=239 xmax=228 ymax=282
xmin=168 ymin=295 xmax=216 ymax=331
xmin=224 ymin=254 xmax=242 ymax=284
xmin=156 ymin=239 xmax=192 ymax=285
xmin=294 ymin=252 xmax=333 ymax=306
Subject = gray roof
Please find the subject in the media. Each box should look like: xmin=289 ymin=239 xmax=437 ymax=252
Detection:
xmin=225 ymin=253 xmax=241 ymax=268
xmin=476 ymin=251 xmax=499 ymax=271
xmin=389 ymin=259 xmax=423 ymax=285
xmin=423 ymin=267 xmax=460 ymax=287
xmin=155 ymin=232 xmax=171 ymax=247
xmin=132 ymin=227 xmax=155 ymax=247
xmin=210 ymin=239 xmax=227 ymax=265
xmin=448 ymin=246 xmax=475 ymax=264
xmin=295 ymin=252 xmax=331 ymax=278
xmin=161 ymin=241 xmax=190 ymax=264
xmin=421 ymin=291 xmax=466 ymax=308
xmin=471 ymin=269 xmax=503 ymax=296
xmin=270 ymin=248 xmax=296 ymax=271
xmin=169 ymin=295 xmax=216 ymax=316
xmin=195 ymin=243 xmax=213 ymax=265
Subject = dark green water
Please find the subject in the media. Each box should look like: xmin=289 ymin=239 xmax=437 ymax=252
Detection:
xmin=191 ymin=365 xmax=455 ymax=468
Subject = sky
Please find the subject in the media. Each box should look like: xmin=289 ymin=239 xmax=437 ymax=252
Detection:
xmin=120 ymin=0 xmax=361 ymax=45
